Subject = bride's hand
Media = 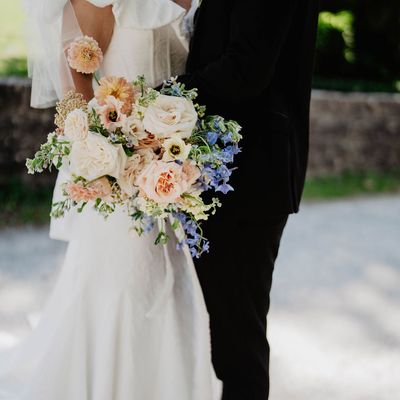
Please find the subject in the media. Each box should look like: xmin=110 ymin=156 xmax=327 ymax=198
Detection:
xmin=173 ymin=0 xmax=192 ymax=12
xmin=66 ymin=0 xmax=115 ymax=101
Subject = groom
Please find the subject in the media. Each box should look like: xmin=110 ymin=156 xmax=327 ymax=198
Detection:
xmin=178 ymin=1 xmax=320 ymax=399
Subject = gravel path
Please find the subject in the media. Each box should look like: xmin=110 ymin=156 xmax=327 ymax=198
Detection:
xmin=0 ymin=195 xmax=399 ymax=399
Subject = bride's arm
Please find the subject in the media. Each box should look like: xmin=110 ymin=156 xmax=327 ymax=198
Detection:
xmin=173 ymin=0 xmax=192 ymax=12
xmin=66 ymin=0 xmax=115 ymax=100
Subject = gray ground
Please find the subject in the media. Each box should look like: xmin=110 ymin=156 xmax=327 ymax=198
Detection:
xmin=0 ymin=195 xmax=399 ymax=399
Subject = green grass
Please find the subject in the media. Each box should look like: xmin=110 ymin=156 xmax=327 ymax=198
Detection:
xmin=1 ymin=171 xmax=399 ymax=227
xmin=0 ymin=0 xmax=28 ymax=76
xmin=303 ymin=170 xmax=400 ymax=200
xmin=0 ymin=180 xmax=53 ymax=227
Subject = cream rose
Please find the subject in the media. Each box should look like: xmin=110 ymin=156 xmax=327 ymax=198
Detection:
xmin=118 ymin=154 xmax=141 ymax=197
xmin=143 ymin=94 xmax=197 ymax=139
xmin=136 ymin=160 xmax=188 ymax=204
xmin=70 ymin=132 xmax=127 ymax=181
xmin=64 ymin=109 xmax=89 ymax=142
xmin=118 ymin=149 xmax=156 ymax=197
xmin=162 ymin=137 xmax=191 ymax=162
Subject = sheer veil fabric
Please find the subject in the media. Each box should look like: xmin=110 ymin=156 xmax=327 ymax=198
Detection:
xmin=0 ymin=0 xmax=221 ymax=399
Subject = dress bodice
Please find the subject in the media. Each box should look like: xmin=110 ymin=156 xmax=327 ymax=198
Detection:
xmin=100 ymin=7 xmax=189 ymax=87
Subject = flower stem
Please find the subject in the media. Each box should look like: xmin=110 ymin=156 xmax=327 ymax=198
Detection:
xmin=93 ymin=73 xmax=101 ymax=86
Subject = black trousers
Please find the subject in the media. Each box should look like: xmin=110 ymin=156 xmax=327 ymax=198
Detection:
xmin=195 ymin=215 xmax=288 ymax=400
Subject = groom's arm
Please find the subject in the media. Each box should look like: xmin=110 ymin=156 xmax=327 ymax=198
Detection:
xmin=179 ymin=0 xmax=298 ymax=102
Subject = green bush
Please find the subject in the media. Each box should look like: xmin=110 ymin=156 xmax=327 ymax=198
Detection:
xmin=316 ymin=1 xmax=400 ymax=92
xmin=0 ymin=57 xmax=27 ymax=77
xmin=315 ymin=11 xmax=354 ymax=78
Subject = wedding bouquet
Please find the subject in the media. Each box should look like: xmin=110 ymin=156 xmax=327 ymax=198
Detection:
xmin=26 ymin=36 xmax=242 ymax=257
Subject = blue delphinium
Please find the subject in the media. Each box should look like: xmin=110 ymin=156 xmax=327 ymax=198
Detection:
xmin=206 ymin=131 xmax=219 ymax=146
xmin=173 ymin=212 xmax=209 ymax=258
xmin=221 ymin=131 xmax=234 ymax=145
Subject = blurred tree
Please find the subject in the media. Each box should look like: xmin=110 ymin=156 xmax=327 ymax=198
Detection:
xmin=317 ymin=0 xmax=400 ymax=90
xmin=352 ymin=0 xmax=400 ymax=82
xmin=315 ymin=11 xmax=353 ymax=78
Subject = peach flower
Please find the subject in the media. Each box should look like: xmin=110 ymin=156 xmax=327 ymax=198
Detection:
xmin=66 ymin=177 xmax=112 ymax=202
xmin=136 ymin=161 xmax=188 ymax=204
xmin=98 ymin=96 xmax=126 ymax=131
xmin=66 ymin=183 xmax=93 ymax=202
xmin=88 ymin=177 xmax=113 ymax=199
xmin=95 ymin=76 xmax=135 ymax=115
xmin=136 ymin=133 xmax=163 ymax=152
xmin=67 ymin=36 xmax=103 ymax=74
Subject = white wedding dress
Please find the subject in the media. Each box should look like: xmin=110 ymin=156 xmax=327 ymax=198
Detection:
xmin=0 ymin=1 xmax=222 ymax=399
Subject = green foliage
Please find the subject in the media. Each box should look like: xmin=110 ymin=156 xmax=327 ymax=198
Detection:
xmin=312 ymin=77 xmax=398 ymax=93
xmin=303 ymin=170 xmax=400 ymax=199
xmin=26 ymin=132 xmax=71 ymax=174
xmin=0 ymin=0 xmax=27 ymax=76
xmin=351 ymin=0 xmax=400 ymax=82
xmin=317 ymin=2 xmax=400 ymax=91
xmin=315 ymin=11 xmax=354 ymax=79
xmin=0 ymin=179 xmax=53 ymax=227
xmin=160 ymin=77 xmax=199 ymax=101
xmin=0 ymin=57 xmax=27 ymax=76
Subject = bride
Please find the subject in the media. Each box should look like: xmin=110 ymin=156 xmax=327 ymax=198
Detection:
xmin=0 ymin=0 xmax=221 ymax=399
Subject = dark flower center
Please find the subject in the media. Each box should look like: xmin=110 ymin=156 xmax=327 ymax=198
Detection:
xmin=170 ymin=144 xmax=181 ymax=156
xmin=108 ymin=110 xmax=118 ymax=122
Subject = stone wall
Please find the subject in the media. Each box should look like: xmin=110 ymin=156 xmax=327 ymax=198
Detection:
xmin=0 ymin=78 xmax=56 ymax=187
xmin=0 ymin=78 xmax=400 ymax=188
xmin=309 ymin=90 xmax=400 ymax=177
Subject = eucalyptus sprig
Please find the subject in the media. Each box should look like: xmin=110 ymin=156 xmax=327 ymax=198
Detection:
xmin=26 ymin=132 xmax=71 ymax=174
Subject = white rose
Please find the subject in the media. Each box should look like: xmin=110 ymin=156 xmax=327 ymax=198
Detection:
xmin=162 ymin=137 xmax=191 ymax=162
xmin=143 ymin=94 xmax=197 ymax=139
xmin=70 ymin=132 xmax=127 ymax=181
xmin=64 ymin=109 xmax=89 ymax=142
xmin=121 ymin=115 xmax=147 ymax=145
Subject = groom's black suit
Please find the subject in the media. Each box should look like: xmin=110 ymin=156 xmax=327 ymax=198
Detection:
xmin=179 ymin=1 xmax=319 ymax=399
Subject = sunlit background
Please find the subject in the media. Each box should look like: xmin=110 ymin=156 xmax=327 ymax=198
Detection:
xmin=0 ymin=1 xmax=399 ymax=399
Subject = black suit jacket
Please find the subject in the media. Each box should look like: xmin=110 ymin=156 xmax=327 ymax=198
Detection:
xmin=179 ymin=0 xmax=320 ymax=217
